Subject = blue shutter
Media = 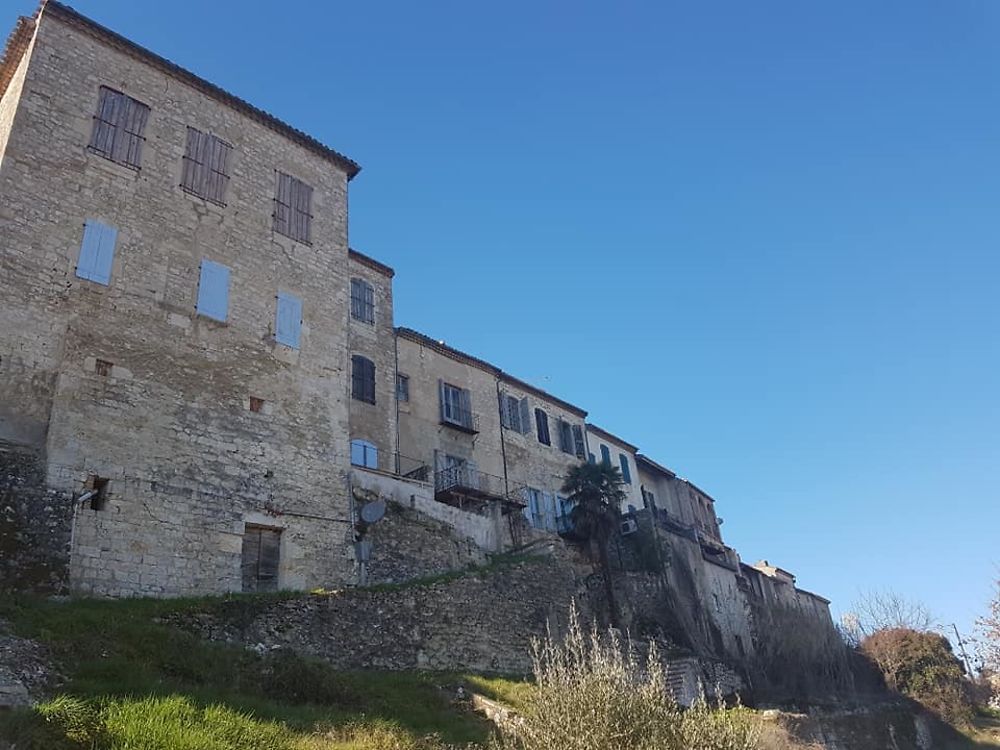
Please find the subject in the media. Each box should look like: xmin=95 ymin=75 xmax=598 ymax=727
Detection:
xmin=600 ymin=445 xmax=611 ymax=465
xmin=276 ymin=291 xmax=302 ymax=348
xmin=350 ymin=440 xmax=364 ymax=466
xmin=76 ymin=220 xmax=117 ymax=285
xmin=619 ymin=454 xmax=632 ymax=483
xmin=196 ymin=259 xmax=230 ymax=321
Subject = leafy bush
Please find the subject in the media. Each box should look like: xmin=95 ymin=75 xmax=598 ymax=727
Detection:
xmin=492 ymin=607 xmax=761 ymax=750
xmin=861 ymin=628 xmax=973 ymax=726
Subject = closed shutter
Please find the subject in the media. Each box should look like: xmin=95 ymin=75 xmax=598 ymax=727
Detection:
xmin=519 ymin=398 xmax=531 ymax=435
xmin=459 ymin=388 xmax=472 ymax=429
xmin=196 ymin=259 xmax=230 ymax=321
xmin=89 ymin=87 xmax=119 ymax=157
xmin=364 ymin=282 xmax=375 ymax=323
xmin=600 ymin=445 xmax=611 ymax=465
xmin=275 ymin=291 xmax=302 ymax=348
xmin=274 ymin=172 xmax=291 ymax=236
xmin=76 ymin=220 xmax=117 ymax=285
xmin=619 ymin=454 xmax=632 ymax=483
xmin=498 ymin=392 xmax=511 ymax=428
xmin=572 ymin=425 xmax=586 ymax=458
xmin=207 ymin=135 xmax=231 ymax=204
xmin=439 ymin=380 xmax=447 ymax=422
xmin=241 ymin=526 xmax=281 ymax=593
xmin=181 ymin=127 xmax=203 ymax=194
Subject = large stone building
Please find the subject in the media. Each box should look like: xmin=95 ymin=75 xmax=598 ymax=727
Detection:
xmin=0 ymin=2 xmax=835 ymax=668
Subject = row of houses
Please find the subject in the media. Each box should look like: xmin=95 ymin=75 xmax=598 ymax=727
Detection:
xmin=0 ymin=2 xmax=828 ymax=652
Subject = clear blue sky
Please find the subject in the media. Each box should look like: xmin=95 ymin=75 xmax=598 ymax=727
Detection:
xmin=8 ymin=1 xmax=998 ymax=640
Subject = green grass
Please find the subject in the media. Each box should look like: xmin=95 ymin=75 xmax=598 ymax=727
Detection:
xmin=0 ymin=594 xmax=503 ymax=749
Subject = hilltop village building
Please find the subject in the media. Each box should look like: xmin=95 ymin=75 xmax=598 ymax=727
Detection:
xmin=0 ymin=0 xmax=833 ymax=661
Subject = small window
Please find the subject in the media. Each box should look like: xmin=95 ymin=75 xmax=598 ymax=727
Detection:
xmin=352 ymin=355 xmax=376 ymax=404
xmin=600 ymin=444 xmax=611 ymax=465
xmin=249 ymin=396 xmax=265 ymax=413
xmin=87 ymin=476 xmax=110 ymax=511
xmin=440 ymin=381 xmax=474 ymax=430
xmin=535 ymin=408 xmax=550 ymax=445
xmin=275 ymin=291 xmax=302 ymax=348
xmin=396 ymin=373 xmax=409 ymax=402
xmin=196 ymin=259 xmax=230 ymax=321
xmin=350 ymin=278 xmax=375 ymax=324
xmin=94 ymin=358 xmax=113 ymax=377
xmin=273 ymin=171 xmax=312 ymax=244
xmin=350 ymin=439 xmax=379 ymax=469
xmin=181 ymin=127 xmax=232 ymax=205
xmin=76 ymin=220 xmax=118 ymax=285
xmin=619 ymin=453 xmax=632 ymax=484
xmin=89 ymin=86 xmax=150 ymax=169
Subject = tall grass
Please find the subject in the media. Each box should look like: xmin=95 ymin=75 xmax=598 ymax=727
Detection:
xmin=492 ymin=606 xmax=761 ymax=750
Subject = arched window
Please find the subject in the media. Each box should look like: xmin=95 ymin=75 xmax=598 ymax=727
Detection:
xmin=351 ymin=355 xmax=376 ymax=404
xmin=350 ymin=278 xmax=375 ymax=324
xmin=350 ymin=439 xmax=378 ymax=469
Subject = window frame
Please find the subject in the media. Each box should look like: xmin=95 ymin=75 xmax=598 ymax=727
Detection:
xmin=440 ymin=381 xmax=473 ymax=430
xmin=350 ymin=278 xmax=376 ymax=324
xmin=619 ymin=453 xmax=632 ymax=484
xmin=395 ymin=373 xmax=409 ymax=402
xmin=351 ymin=355 xmax=376 ymax=405
xmin=535 ymin=408 xmax=551 ymax=446
xmin=273 ymin=171 xmax=313 ymax=244
xmin=88 ymin=86 xmax=150 ymax=170
xmin=181 ymin=126 xmax=232 ymax=206
xmin=350 ymin=439 xmax=379 ymax=469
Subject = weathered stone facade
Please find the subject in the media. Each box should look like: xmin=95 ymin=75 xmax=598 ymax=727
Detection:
xmin=0 ymin=2 xmax=359 ymax=596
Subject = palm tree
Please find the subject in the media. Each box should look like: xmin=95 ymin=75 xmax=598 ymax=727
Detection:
xmin=562 ymin=461 xmax=626 ymax=629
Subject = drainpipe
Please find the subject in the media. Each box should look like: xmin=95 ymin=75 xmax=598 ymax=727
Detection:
xmin=393 ymin=331 xmax=401 ymax=475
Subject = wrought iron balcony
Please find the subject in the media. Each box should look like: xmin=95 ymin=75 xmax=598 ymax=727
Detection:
xmin=434 ymin=465 xmax=522 ymax=508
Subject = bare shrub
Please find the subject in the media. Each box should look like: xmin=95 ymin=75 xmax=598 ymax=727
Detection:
xmin=492 ymin=605 xmax=761 ymax=750
xmin=847 ymin=590 xmax=936 ymax=639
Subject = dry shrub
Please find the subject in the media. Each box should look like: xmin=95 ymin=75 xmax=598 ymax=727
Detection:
xmin=493 ymin=606 xmax=761 ymax=750
xmin=861 ymin=628 xmax=973 ymax=726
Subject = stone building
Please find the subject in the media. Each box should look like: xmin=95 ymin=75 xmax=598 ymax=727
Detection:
xmin=0 ymin=1 xmax=362 ymax=596
xmin=0 ymin=1 xmax=835 ymax=672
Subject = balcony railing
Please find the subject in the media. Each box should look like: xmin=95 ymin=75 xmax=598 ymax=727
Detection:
xmin=434 ymin=466 xmax=522 ymax=506
xmin=440 ymin=407 xmax=479 ymax=434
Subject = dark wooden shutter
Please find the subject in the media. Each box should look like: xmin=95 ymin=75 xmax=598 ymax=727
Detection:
xmin=572 ymin=425 xmax=586 ymax=458
xmin=89 ymin=87 xmax=120 ymax=158
xmin=274 ymin=172 xmax=291 ymax=236
xmin=459 ymin=388 xmax=472 ymax=429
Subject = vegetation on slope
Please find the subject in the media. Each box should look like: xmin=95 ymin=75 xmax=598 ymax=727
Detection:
xmin=0 ymin=594 xmax=497 ymax=749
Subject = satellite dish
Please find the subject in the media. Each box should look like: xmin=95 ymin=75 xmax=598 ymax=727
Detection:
xmin=359 ymin=498 xmax=386 ymax=525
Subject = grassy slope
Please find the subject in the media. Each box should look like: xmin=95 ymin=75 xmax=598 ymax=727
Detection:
xmin=0 ymin=594 xmax=515 ymax=749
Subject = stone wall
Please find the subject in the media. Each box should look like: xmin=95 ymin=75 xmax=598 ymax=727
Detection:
xmin=180 ymin=551 xmax=589 ymax=674
xmin=0 ymin=442 xmax=72 ymax=593
xmin=0 ymin=5 xmax=358 ymax=597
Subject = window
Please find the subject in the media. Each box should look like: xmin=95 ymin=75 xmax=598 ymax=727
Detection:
xmin=273 ymin=171 xmax=312 ymax=243
xmin=89 ymin=86 xmax=150 ymax=169
xmin=181 ymin=127 xmax=232 ymax=205
xmin=558 ymin=420 xmax=573 ymax=454
xmin=94 ymin=359 xmax=113 ymax=377
xmin=352 ymin=355 xmax=376 ymax=404
xmin=249 ymin=397 xmax=265 ymax=413
xmin=75 ymin=220 xmax=118 ymax=285
xmin=600 ymin=444 xmax=611 ymax=465
xmin=535 ymin=408 xmax=550 ymax=445
xmin=241 ymin=525 xmax=280 ymax=593
xmin=439 ymin=381 xmax=474 ymax=430
xmin=499 ymin=393 xmax=530 ymax=434
xmin=196 ymin=259 xmax=230 ymax=321
xmin=350 ymin=439 xmax=378 ymax=469
xmin=619 ymin=453 xmax=632 ymax=484
xmin=275 ymin=291 xmax=302 ymax=348
xmin=396 ymin=373 xmax=409 ymax=402
xmin=86 ymin=475 xmax=109 ymax=511
xmin=558 ymin=421 xmax=585 ymax=458
xmin=350 ymin=278 xmax=375 ymax=324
